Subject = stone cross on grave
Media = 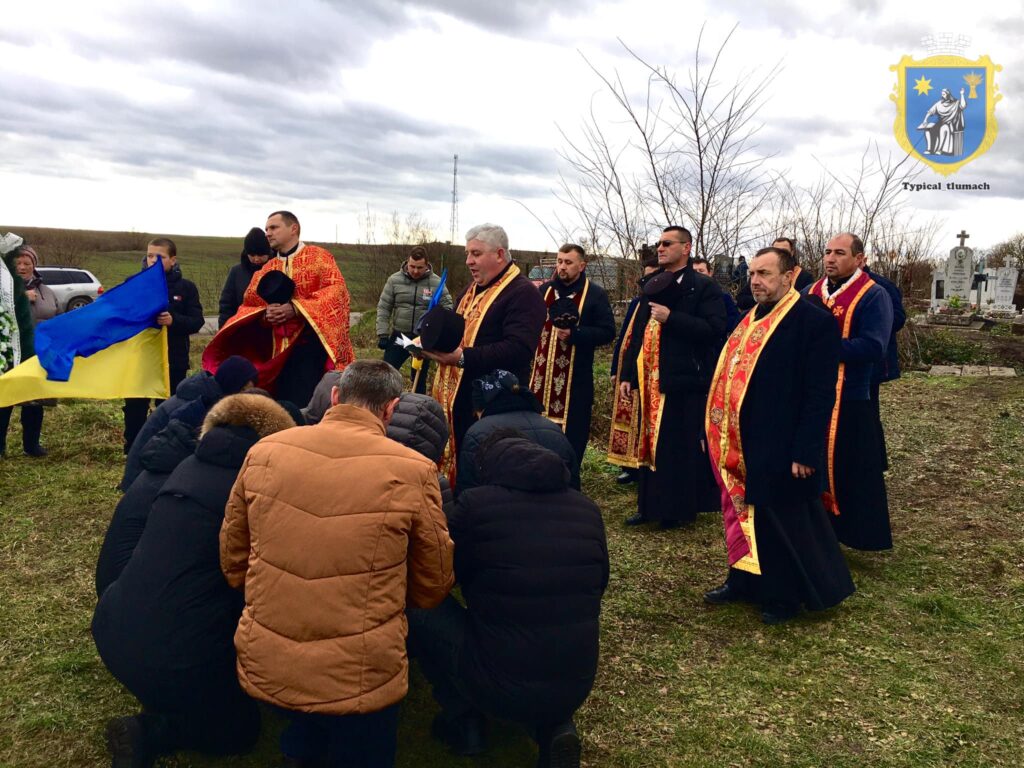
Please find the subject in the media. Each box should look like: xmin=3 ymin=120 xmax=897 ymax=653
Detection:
xmin=957 ymin=229 xmax=970 ymax=247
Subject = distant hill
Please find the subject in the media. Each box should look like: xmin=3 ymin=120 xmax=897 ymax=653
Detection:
xmin=3 ymin=226 xmax=564 ymax=312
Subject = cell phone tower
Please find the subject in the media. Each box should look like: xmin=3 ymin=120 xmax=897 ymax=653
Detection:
xmin=449 ymin=154 xmax=459 ymax=245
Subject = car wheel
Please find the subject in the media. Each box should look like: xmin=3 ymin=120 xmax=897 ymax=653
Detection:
xmin=66 ymin=297 xmax=93 ymax=311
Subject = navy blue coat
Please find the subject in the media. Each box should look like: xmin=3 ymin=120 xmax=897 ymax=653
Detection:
xmin=864 ymin=267 xmax=906 ymax=384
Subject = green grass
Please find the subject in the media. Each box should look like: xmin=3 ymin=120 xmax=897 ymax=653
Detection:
xmin=1 ymin=370 xmax=1023 ymax=767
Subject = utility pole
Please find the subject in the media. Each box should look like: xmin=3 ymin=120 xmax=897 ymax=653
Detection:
xmin=449 ymin=154 xmax=459 ymax=246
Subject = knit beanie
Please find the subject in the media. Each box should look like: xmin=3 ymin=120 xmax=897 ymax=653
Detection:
xmin=214 ymin=355 xmax=259 ymax=395
xmin=243 ymin=227 xmax=272 ymax=257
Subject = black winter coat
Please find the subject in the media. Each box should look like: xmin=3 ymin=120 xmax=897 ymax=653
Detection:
xmin=739 ymin=297 xmax=840 ymax=507
xmin=452 ymin=438 xmax=609 ymax=725
xmin=457 ymin=395 xmax=579 ymax=493
xmin=163 ymin=265 xmax=205 ymax=372
xmin=93 ymin=423 xmax=258 ymax=673
xmin=622 ymin=264 xmax=727 ymax=395
xmin=97 ymin=419 xmax=198 ymax=596
xmin=218 ymin=253 xmax=262 ymax=328
xmin=119 ymin=372 xmax=223 ymax=491
xmin=386 ymin=392 xmax=454 ymax=518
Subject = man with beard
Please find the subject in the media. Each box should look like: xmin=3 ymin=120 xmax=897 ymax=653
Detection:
xmin=620 ymin=226 xmax=726 ymax=529
xmin=804 ymin=233 xmax=894 ymax=551
xmin=529 ymin=244 xmax=615 ymax=468
xmin=704 ymin=246 xmax=854 ymax=624
xmin=422 ymin=223 xmax=546 ymax=487
xmin=203 ymin=211 xmax=354 ymax=406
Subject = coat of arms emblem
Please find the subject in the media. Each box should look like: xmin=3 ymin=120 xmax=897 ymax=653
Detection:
xmin=890 ymin=36 xmax=1001 ymax=175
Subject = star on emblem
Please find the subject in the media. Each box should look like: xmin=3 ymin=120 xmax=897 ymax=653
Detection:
xmin=913 ymin=76 xmax=932 ymax=96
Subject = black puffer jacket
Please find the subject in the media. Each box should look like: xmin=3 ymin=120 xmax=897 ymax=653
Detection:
xmin=457 ymin=391 xmax=579 ymax=493
xmin=453 ymin=437 xmax=609 ymax=725
xmin=96 ymin=417 xmax=199 ymax=596
xmin=163 ymin=264 xmax=205 ymax=371
xmin=386 ymin=393 xmax=453 ymax=518
xmin=93 ymin=395 xmax=296 ymax=674
xmin=218 ymin=252 xmax=263 ymax=328
xmin=120 ymin=372 xmax=224 ymax=491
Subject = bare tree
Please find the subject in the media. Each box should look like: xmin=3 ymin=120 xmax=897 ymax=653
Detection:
xmin=987 ymin=232 xmax=1024 ymax=268
xmin=557 ymin=25 xmax=781 ymax=262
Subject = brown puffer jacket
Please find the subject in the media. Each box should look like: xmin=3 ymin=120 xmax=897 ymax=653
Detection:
xmin=220 ymin=403 xmax=454 ymax=715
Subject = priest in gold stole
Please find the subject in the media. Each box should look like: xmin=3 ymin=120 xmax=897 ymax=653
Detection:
xmin=704 ymin=246 xmax=854 ymax=625
xmin=619 ymin=226 xmax=726 ymax=529
xmin=423 ymin=224 xmax=546 ymax=488
xmin=529 ymin=244 xmax=616 ymax=473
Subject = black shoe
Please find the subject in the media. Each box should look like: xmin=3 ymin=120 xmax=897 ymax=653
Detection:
xmin=703 ymin=583 xmax=743 ymax=606
xmin=24 ymin=445 xmax=47 ymax=458
xmin=106 ymin=716 xmax=156 ymax=768
xmin=615 ymin=471 xmax=635 ymax=485
xmin=624 ymin=513 xmax=648 ymax=526
xmin=761 ymin=604 xmax=800 ymax=625
xmin=538 ymin=721 xmax=581 ymax=768
xmin=432 ymin=712 xmax=486 ymax=756
xmin=658 ymin=519 xmax=683 ymax=530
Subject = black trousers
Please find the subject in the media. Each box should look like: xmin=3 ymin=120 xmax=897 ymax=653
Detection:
xmin=279 ymin=704 xmax=399 ymax=768
xmin=383 ymin=338 xmax=431 ymax=394
xmin=0 ymin=403 xmax=44 ymax=453
xmin=562 ymin=384 xmax=593 ymax=476
xmin=123 ymin=366 xmax=187 ymax=454
xmin=276 ymin=330 xmax=329 ymax=407
xmin=407 ymin=597 xmax=579 ymax=734
xmin=111 ymin=659 xmax=260 ymax=757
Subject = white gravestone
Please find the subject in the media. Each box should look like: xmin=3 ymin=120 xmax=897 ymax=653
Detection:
xmin=992 ymin=267 xmax=1019 ymax=312
xmin=931 ymin=246 xmax=974 ymax=310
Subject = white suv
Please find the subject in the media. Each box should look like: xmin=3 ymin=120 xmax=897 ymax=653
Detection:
xmin=36 ymin=267 xmax=105 ymax=312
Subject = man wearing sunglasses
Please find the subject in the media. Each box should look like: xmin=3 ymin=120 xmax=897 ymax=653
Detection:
xmin=619 ymin=227 xmax=727 ymax=529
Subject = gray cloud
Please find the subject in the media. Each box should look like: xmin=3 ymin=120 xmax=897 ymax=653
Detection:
xmin=0 ymin=0 xmax=560 ymax=219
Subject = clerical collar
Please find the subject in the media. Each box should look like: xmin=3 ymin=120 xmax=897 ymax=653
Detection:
xmin=824 ymin=268 xmax=862 ymax=300
xmin=476 ymin=260 xmax=513 ymax=291
xmin=276 ymin=242 xmax=300 ymax=259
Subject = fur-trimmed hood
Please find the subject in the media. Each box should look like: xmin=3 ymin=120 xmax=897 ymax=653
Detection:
xmin=201 ymin=393 xmax=296 ymax=439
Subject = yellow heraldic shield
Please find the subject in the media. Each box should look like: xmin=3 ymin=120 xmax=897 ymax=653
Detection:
xmin=890 ymin=53 xmax=1002 ymax=176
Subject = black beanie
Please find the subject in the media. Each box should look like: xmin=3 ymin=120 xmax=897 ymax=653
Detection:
xmin=243 ymin=227 xmax=272 ymax=257
xmin=214 ymin=355 xmax=259 ymax=394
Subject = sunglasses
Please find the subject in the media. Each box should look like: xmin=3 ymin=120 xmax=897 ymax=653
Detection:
xmin=655 ymin=239 xmax=687 ymax=248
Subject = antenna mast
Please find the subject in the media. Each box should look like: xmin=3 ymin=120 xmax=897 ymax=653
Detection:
xmin=449 ymin=154 xmax=459 ymax=245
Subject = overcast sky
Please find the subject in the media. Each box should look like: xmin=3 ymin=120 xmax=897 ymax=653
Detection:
xmin=1 ymin=0 xmax=1019 ymax=255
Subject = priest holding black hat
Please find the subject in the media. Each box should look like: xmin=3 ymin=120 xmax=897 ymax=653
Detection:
xmin=619 ymin=226 xmax=726 ymax=529
xmin=421 ymin=224 xmax=546 ymax=487
xmin=529 ymin=244 xmax=615 ymax=469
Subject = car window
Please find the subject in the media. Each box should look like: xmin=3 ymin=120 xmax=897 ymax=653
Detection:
xmin=68 ymin=271 xmax=92 ymax=283
xmin=38 ymin=269 xmax=71 ymax=285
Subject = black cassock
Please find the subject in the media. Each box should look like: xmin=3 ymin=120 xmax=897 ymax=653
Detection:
xmin=724 ymin=297 xmax=855 ymax=611
xmin=539 ymin=276 xmax=616 ymax=466
xmin=622 ymin=265 xmax=726 ymax=524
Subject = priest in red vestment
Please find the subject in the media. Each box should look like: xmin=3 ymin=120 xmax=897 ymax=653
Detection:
xmin=203 ymin=211 xmax=354 ymax=405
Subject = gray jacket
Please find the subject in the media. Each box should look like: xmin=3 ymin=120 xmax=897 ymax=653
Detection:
xmin=375 ymin=263 xmax=453 ymax=337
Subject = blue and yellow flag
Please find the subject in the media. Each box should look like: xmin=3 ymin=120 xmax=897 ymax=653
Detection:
xmin=0 ymin=263 xmax=170 ymax=407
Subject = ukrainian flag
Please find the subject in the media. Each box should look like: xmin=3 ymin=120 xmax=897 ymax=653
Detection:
xmin=0 ymin=263 xmax=170 ymax=407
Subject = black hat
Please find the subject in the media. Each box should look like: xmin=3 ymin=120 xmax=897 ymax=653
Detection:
xmin=257 ymin=270 xmax=295 ymax=305
xmin=548 ymin=297 xmax=580 ymax=329
xmin=243 ymin=227 xmax=271 ymax=257
xmin=643 ymin=270 xmax=682 ymax=304
xmin=419 ymin=306 xmax=465 ymax=353
xmin=214 ymin=355 xmax=259 ymax=395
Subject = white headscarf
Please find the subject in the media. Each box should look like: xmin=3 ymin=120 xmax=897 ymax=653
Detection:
xmin=0 ymin=232 xmax=25 ymax=372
